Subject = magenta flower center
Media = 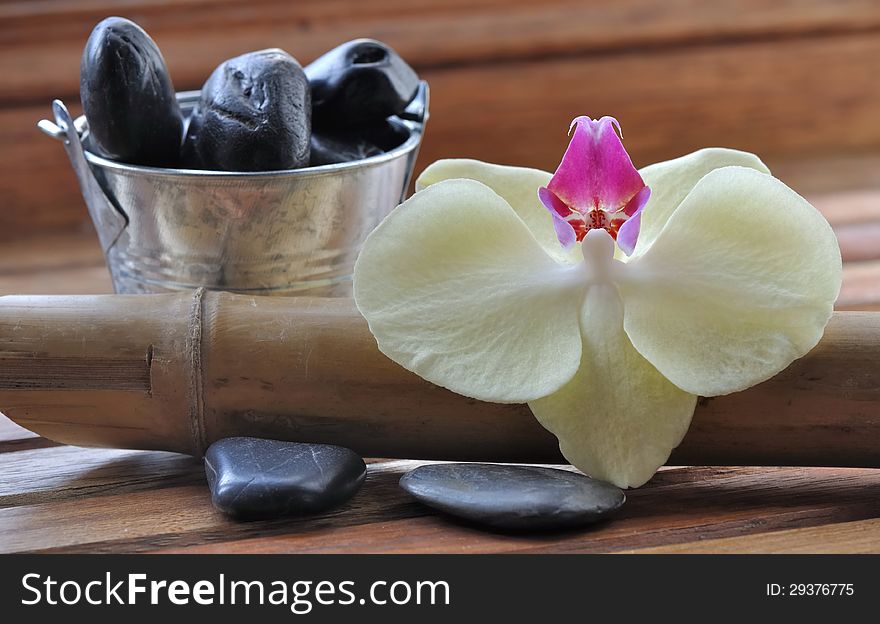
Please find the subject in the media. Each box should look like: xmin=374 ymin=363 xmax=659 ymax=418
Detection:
xmin=575 ymin=203 xmax=626 ymax=242
xmin=538 ymin=116 xmax=650 ymax=255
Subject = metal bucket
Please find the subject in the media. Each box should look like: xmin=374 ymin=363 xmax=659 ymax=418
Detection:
xmin=38 ymin=83 xmax=428 ymax=296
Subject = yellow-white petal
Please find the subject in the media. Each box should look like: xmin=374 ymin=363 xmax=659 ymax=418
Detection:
xmin=634 ymin=148 xmax=770 ymax=255
xmin=620 ymin=166 xmax=841 ymax=397
xmin=354 ymin=178 xmax=586 ymax=403
xmin=416 ymin=159 xmax=581 ymax=264
xmin=529 ymin=283 xmax=698 ymax=488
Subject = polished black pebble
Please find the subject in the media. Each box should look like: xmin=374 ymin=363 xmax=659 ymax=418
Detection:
xmin=80 ymin=17 xmax=184 ymax=167
xmin=204 ymin=437 xmax=366 ymax=520
xmin=309 ymin=121 xmax=408 ymax=166
xmin=399 ymin=463 xmax=625 ymax=531
xmin=183 ymin=49 xmax=310 ymax=171
xmin=305 ymin=39 xmax=419 ymax=128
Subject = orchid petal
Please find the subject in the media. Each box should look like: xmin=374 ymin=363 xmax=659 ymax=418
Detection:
xmin=547 ymin=116 xmax=646 ymax=215
xmin=616 ymin=186 xmax=651 ymax=256
xmin=529 ymin=284 xmax=698 ymax=488
xmin=538 ymin=187 xmax=577 ymax=249
xmin=620 ymin=166 xmax=842 ymax=397
xmin=537 ymin=185 xmax=569 ymax=218
xmin=550 ymin=212 xmax=578 ymax=249
xmin=616 ymin=208 xmax=642 ymax=256
xmin=634 ymin=148 xmax=770 ymax=255
xmin=354 ymin=178 xmax=586 ymax=403
xmin=416 ymin=159 xmax=580 ymax=264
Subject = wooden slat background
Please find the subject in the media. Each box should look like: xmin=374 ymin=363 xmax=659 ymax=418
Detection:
xmin=1 ymin=0 xmax=880 ymax=553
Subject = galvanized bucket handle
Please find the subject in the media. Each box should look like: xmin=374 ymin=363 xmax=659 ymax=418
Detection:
xmin=38 ymin=100 xmax=128 ymax=255
xmin=395 ymin=81 xmax=429 ymax=199
xmin=401 ymin=81 xmax=430 ymax=126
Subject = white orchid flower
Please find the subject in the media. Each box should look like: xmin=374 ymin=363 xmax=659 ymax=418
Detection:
xmin=353 ymin=116 xmax=842 ymax=488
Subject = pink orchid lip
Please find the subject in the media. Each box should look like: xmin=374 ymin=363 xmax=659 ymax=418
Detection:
xmin=538 ymin=116 xmax=649 ymax=253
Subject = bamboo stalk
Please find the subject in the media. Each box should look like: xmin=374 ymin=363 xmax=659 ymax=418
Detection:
xmin=0 ymin=290 xmax=878 ymax=467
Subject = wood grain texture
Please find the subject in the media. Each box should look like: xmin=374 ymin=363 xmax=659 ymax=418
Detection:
xmin=840 ymin=261 xmax=880 ymax=311
xmin=0 ymin=453 xmax=427 ymax=554
xmin=4 ymin=0 xmax=879 ymax=103
xmin=418 ymin=33 xmax=880 ymax=170
xmin=0 ymin=230 xmax=112 ymax=295
xmin=4 ymin=447 xmax=880 ymax=554
xmin=621 ymin=517 xmax=880 ymax=554
xmin=161 ymin=465 xmax=880 ymax=554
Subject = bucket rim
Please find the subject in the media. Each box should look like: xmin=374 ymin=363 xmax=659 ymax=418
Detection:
xmin=78 ymin=89 xmax=426 ymax=180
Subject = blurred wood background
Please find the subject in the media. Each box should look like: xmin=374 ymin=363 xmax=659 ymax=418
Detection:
xmin=2 ymin=0 xmax=880 ymax=554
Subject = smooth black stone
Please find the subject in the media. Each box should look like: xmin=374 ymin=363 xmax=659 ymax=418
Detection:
xmin=305 ymin=39 xmax=419 ymax=128
xmin=204 ymin=437 xmax=366 ymax=520
xmin=399 ymin=463 xmax=625 ymax=531
xmin=183 ymin=49 xmax=310 ymax=171
xmin=309 ymin=121 xmax=408 ymax=166
xmin=80 ymin=17 xmax=184 ymax=167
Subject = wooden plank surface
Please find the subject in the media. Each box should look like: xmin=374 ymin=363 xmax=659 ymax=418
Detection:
xmin=623 ymin=518 xmax=880 ymax=554
xmin=3 ymin=437 xmax=880 ymax=554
